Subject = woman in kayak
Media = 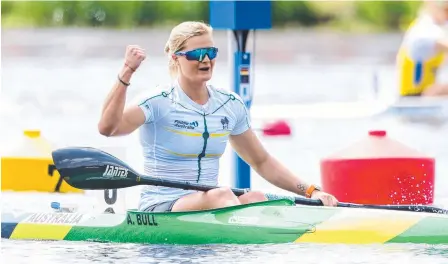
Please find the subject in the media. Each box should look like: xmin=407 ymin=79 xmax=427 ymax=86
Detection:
xmin=98 ymin=21 xmax=338 ymax=212
xmin=397 ymin=0 xmax=448 ymax=97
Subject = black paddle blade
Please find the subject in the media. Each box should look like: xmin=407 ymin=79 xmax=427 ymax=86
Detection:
xmin=51 ymin=147 xmax=141 ymax=190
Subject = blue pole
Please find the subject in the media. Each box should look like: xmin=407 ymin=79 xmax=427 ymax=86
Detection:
xmin=234 ymin=51 xmax=252 ymax=188
xmin=210 ymin=1 xmax=272 ymax=189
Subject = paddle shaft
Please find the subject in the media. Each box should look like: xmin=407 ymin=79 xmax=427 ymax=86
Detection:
xmin=135 ymin=174 xmax=318 ymax=205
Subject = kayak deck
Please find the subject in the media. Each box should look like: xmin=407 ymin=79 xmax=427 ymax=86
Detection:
xmin=2 ymin=199 xmax=448 ymax=245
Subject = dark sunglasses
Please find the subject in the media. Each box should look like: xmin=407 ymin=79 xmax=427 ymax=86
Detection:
xmin=174 ymin=47 xmax=218 ymax=62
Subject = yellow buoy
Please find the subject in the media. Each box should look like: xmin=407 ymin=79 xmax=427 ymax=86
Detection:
xmin=1 ymin=129 xmax=83 ymax=193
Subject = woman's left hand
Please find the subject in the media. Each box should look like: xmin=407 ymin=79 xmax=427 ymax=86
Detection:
xmin=311 ymin=190 xmax=339 ymax=206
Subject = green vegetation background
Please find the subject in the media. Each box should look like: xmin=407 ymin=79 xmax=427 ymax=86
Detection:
xmin=1 ymin=1 xmax=422 ymax=32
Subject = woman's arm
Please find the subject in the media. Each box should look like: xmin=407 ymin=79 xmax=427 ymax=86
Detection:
xmin=229 ymin=129 xmax=338 ymax=206
xmin=98 ymin=45 xmax=146 ymax=137
xmin=229 ymin=129 xmax=309 ymax=195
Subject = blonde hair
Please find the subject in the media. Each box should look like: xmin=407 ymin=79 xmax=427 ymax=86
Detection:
xmin=164 ymin=21 xmax=213 ymax=78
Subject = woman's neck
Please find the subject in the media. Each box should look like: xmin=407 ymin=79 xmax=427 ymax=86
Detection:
xmin=178 ymin=77 xmax=209 ymax=105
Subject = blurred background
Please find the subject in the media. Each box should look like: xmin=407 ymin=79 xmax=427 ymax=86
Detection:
xmin=3 ymin=0 xmax=448 ymax=204
xmin=0 ymin=1 xmax=420 ymax=30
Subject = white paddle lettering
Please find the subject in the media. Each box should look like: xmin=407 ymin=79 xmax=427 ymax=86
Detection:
xmin=103 ymin=164 xmax=128 ymax=178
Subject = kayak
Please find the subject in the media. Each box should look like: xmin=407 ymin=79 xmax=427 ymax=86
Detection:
xmin=2 ymin=198 xmax=448 ymax=245
xmin=379 ymin=96 xmax=448 ymax=120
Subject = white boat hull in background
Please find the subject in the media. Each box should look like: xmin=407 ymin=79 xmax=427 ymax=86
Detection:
xmin=250 ymin=96 xmax=448 ymax=123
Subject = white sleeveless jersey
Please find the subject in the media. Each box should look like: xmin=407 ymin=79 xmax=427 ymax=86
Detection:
xmin=136 ymin=81 xmax=251 ymax=211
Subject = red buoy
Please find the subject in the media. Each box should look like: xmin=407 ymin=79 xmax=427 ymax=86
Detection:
xmin=320 ymin=130 xmax=435 ymax=205
xmin=262 ymin=120 xmax=291 ymax=136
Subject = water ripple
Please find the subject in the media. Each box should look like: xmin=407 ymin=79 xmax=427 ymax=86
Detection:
xmin=3 ymin=240 xmax=448 ymax=264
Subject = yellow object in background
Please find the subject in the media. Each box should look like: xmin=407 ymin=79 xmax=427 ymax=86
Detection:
xmin=397 ymin=47 xmax=444 ymax=96
xmin=1 ymin=130 xmax=83 ymax=193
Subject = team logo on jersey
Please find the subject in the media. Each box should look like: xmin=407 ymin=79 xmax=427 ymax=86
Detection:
xmin=221 ymin=117 xmax=229 ymax=130
xmin=103 ymin=164 xmax=129 ymax=178
xmin=174 ymin=120 xmax=199 ymax=130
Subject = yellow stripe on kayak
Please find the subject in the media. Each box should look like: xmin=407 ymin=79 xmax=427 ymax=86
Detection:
xmin=295 ymin=210 xmax=424 ymax=244
xmin=10 ymin=223 xmax=72 ymax=240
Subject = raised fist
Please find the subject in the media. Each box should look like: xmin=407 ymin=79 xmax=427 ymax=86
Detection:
xmin=124 ymin=45 xmax=146 ymax=71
